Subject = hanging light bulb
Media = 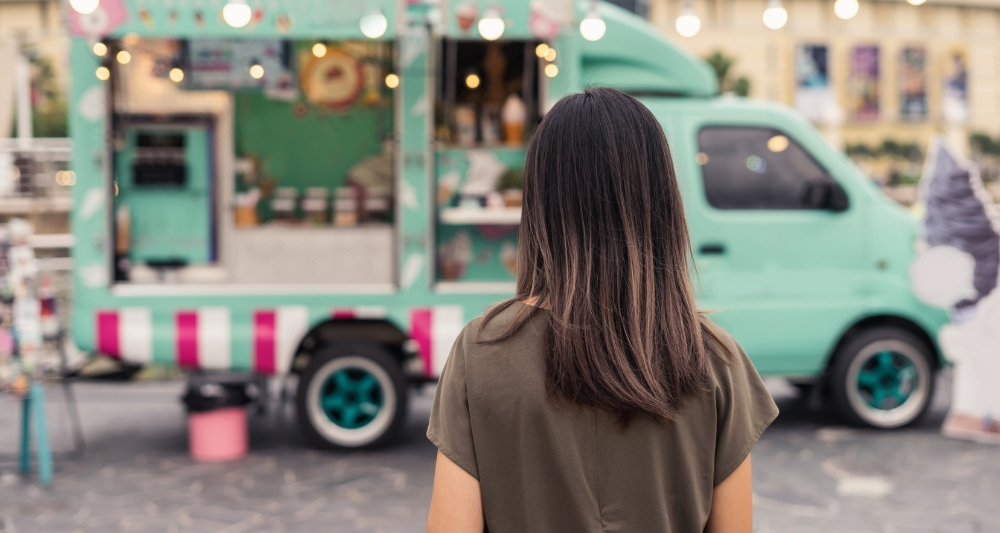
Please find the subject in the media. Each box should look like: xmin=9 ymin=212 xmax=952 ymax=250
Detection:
xmin=92 ymin=42 xmax=108 ymax=57
xmin=478 ymin=8 xmax=505 ymax=41
xmin=249 ymin=62 xmax=264 ymax=79
xmin=834 ymin=0 xmax=859 ymax=19
xmin=116 ymin=50 xmax=131 ymax=64
xmin=360 ymin=9 xmax=388 ymax=39
xmin=544 ymin=64 xmax=559 ymax=77
xmin=70 ymin=0 xmax=100 ymax=15
xmin=906 ymin=0 xmax=925 ymax=5
xmin=95 ymin=66 xmax=110 ymax=80
xmin=312 ymin=42 xmax=327 ymax=57
xmin=762 ymin=0 xmax=788 ymax=29
xmin=675 ymin=1 xmax=701 ymax=38
xmin=535 ymin=43 xmax=549 ymax=58
xmin=169 ymin=68 xmax=184 ymax=82
xmin=222 ymin=0 xmax=252 ymax=28
xmin=579 ymin=7 xmax=606 ymax=41
xmin=385 ymin=73 xmax=399 ymax=89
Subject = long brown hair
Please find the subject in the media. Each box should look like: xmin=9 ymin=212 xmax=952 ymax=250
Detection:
xmin=479 ymin=87 xmax=717 ymax=423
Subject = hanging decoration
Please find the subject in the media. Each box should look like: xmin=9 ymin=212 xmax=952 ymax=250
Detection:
xmin=300 ymin=47 xmax=364 ymax=109
xmin=67 ymin=0 xmax=127 ymax=36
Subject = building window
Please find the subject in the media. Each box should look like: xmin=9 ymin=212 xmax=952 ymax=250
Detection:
xmin=697 ymin=126 xmax=838 ymax=210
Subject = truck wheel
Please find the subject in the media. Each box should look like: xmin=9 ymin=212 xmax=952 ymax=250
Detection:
xmin=296 ymin=343 xmax=408 ymax=449
xmin=830 ymin=326 xmax=935 ymax=429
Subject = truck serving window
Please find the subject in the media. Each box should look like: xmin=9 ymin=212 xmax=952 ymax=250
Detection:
xmin=697 ymin=126 xmax=838 ymax=210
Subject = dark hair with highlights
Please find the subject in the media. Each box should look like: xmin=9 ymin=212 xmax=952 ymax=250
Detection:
xmin=478 ymin=87 xmax=721 ymax=423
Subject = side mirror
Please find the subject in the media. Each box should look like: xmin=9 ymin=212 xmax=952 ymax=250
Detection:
xmin=802 ymin=180 xmax=850 ymax=212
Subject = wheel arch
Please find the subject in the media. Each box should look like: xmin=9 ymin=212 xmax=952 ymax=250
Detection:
xmin=292 ymin=318 xmax=411 ymax=373
xmin=826 ymin=314 xmax=942 ymax=374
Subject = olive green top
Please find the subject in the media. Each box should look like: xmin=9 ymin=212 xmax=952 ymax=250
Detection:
xmin=427 ymin=302 xmax=779 ymax=533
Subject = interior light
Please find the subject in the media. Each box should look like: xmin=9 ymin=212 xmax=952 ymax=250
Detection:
xmin=96 ymin=66 xmax=110 ymax=80
xmin=907 ymin=0 xmax=926 ymax=4
xmin=544 ymin=48 xmax=556 ymax=62
xmin=544 ymin=64 xmax=559 ymax=78
xmin=222 ymin=0 xmax=252 ymax=29
xmin=579 ymin=9 xmax=606 ymax=41
xmin=465 ymin=73 xmax=481 ymax=89
xmin=834 ymin=0 xmax=859 ymax=19
xmin=249 ymin=63 xmax=264 ymax=79
xmin=116 ymin=50 xmax=131 ymax=64
xmin=69 ymin=0 xmax=100 ymax=15
xmin=535 ymin=43 xmax=549 ymax=58
xmin=92 ymin=42 xmax=108 ymax=57
xmin=360 ymin=10 xmax=388 ymax=39
xmin=55 ymin=171 xmax=76 ymax=186
xmin=675 ymin=2 xmax=701 ymax=38
xmin=762 ymin=0 xmax=788 ymax=30
xmin=312 ymin=42 xmax=327 ymax=57
xmin=385 ymin=73 xmax=399 ymax=89
xmin=478 ymin=8 xmax=505 ymax=41
xmin=122 ymin=33 xmax=140 ymax=46
xmin=169 ymin=68 xmax=184 ymax=82
xmin=767 ymin=135 xmax=789 ymax=153
xmin=697 ymin=152 xmax=709 ymax=165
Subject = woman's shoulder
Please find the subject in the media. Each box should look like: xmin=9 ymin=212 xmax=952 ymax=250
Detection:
xmin=460 ymin=300 xmax=547 ymax=347
xmin=697 ymin=315 xmax=760 ymax=387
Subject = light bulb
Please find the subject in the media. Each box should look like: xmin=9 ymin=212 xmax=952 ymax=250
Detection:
xmin=544 ymin=48 xmax=556 ymax=61
xmin=762 ymin=0 xmax=788 ymax=29
xmin=834 ymin=0 xmax=859 ymax=19
xmin=92 ymin=42 xmax=108 ymax=56
xmin=535 ymin=43 xmax=549 ymax=58
xmin=907 ymin=0 xmax=925 ymax=4
xmin=249 ymin=63 xmax=264 ymax=79
xmin=465 ymin=73 xmax=481 ymax=89
xmin=544 ymin=64 xmax=559 ymax=77
xmin=385 ymin=73 xmax=399 ymax=89
xmin=579 ymin=11 xmax=606 ymax=41
xmin=478 ymin=9 xmax=505 ymax=41
xmin=360 ymin=11 xmax=388 ymax=39
xmin=169 ymin=68 xmax=184 ymax=82
xmin=96 ymin=66 xmax=110 ymax=80
xmin=222 ymin=0 xmax=252 ymax=28
xmin=70 ymin=0 xmax=100 ymax=15
xmin=116 ymin=50 xmax=131 ymax=64
xmin=675 ymin=4 xmax=701 ymax=38
xmin=312 ymin=43 xmax=327 ymax=57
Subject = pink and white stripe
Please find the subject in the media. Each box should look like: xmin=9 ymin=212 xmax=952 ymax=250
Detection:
xmin=253 ymin=306 xmax=309 ymax=375
xmin=96 ymin=308 xmax=153 ymax=364
xmin=409 ymin=305 xmax=464 ymax=377
xmin=330 ymin=306 xmax=387 ymax=319
xmin=175 ymin=307 xmax=231 ymax=370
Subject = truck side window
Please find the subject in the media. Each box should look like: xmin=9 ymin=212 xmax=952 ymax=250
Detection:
xmin=697 ymin=126 xmax=838 ymax=210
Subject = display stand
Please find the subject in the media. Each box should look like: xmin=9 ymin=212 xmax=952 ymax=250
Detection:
xmin=19 ymin=381 xmax=53 ymax=486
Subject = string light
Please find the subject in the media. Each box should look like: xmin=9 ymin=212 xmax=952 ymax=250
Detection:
xmin=222 ymin=0 xmax=252 ymax=28
xmin=312 ymin=42 xmax=327 ymax=57
xmin=675 ymin=1 xmax=701 ymax=38
xmin=535 ymin=43 xmax=549 ymax=58
xmin=907 ymin=0 xmax=926 ymax=4
xmin=249 ymin=63 xmax=264 ymax=79
xmin=465 ymin=73 xmax=481 ymax=89
xmin=478 ymin=8 xmax=505 ymax=40
xmin=544 ymin=64 xmax=559 ymax=77
xmin=385 ymin=73 xmax=399 ymax=89
xmin=762 ymin=0 xmax=788 ymax=29
xmin=116 ymin=50 xmax=131 ymax=64
xmin=544 ymin=48 xmax=556 ymax=61
xmin=360 ymin=9 xmax=388 ymax=39
xmin=96 ymin=66 xmax=110 ymax=80
xmin=579 ymin=7 xmax=606 ymax=41
xmin=169 ymin=68 xmax=184 ymax=82
xmin=834 ymin=0 xmax=859 ymax=19
xmin=92 ymin=42 xmax=108 ymax=56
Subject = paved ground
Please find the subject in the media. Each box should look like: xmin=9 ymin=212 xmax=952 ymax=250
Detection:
xmin=1 ymin=373 xmax=998 ymax=533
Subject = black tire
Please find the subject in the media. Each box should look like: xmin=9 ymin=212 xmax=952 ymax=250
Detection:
xmin=830 ymin=326 xmax=935 ymax=429
xmin=296 ymin=343 xmax=408 ymax=449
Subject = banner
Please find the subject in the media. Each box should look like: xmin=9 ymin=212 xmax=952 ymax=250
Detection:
xmin=942 ymin=48 xmax=969 ymax=124
xmin=187 ymin=40 xmax=288 ymax=91
xmin=794 ymin=44 xmax=832 ymax=122
xmin=848 ymin=45 xmax=879 ymax=121
xmin=899 ymin=47 xmax=927 ymax=121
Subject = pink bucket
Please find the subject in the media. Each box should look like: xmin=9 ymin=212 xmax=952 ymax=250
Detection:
xmin=188 ymin=406 xmax=248 ymax=462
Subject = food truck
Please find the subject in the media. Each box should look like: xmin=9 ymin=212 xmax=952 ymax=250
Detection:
xmin=66 ymin=0 xmax=948 ymax=447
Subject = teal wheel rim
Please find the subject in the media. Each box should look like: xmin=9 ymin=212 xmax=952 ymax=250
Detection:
xmin=855 ymin=350 xmax=917 ymax=411
xmin=319 ymin=368 xmax=384 ymax=429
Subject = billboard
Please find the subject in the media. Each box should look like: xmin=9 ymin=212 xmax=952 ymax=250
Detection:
xmin=899 ymin=47 xmax=927 ymax=121
xmin=848 ymin=45 xmax=879 ymax=121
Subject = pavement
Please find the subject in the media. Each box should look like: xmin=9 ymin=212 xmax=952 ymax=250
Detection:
xmin=0 ymin=373 xmax=998 ymax=533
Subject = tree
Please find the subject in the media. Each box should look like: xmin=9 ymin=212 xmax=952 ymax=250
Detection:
xmin=704 ymin=50 xmax=751 ymax=97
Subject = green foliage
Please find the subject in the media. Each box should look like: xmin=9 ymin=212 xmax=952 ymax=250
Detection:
xmin=845 ymin=139 xmax=922 ymax=161
xmin=704 ymin=50 xmax=751 ymax=97
xmin=970 ymin=132 xmax=1000 ymax=157
xmin=33 ymin=97 xmax=68 ymax=138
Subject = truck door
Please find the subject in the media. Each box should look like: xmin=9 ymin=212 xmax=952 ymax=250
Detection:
xmin=680 ymin=118 xmax=868 ymax=376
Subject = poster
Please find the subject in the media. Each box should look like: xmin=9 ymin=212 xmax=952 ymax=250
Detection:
xmin=794 ymin=44 xmax=832 ymax=122
xmin=899 ymin=47 xmax=927 ymax=121
xmin=187 ymin=40 xmax=289 ymax=91
xmin=942 ymin=48 xmax=969 ymax=124
xmin=848 ymin=45 xmax=879 ymax=121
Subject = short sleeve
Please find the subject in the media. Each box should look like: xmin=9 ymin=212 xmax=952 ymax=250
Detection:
xmin=426 ymin=324 xmax=479 ymax=480
xmin=709 ymin=326 xmax=780 ymax=486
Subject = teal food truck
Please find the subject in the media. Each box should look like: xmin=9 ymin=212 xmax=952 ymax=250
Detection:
xmin=66 ymin=0 xmax=947 ymax=447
